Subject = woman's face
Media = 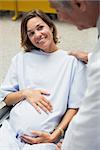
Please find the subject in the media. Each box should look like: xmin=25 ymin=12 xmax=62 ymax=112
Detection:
xmin=27 ymin=16 xmax=57 ymax=53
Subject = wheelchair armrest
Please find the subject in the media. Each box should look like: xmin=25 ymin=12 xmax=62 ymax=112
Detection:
xmin=0 ymin=101 xmax=12 ymax=126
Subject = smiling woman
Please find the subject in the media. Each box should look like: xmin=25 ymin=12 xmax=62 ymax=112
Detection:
xmin=26 ymin=16 xmax=57 ymax=53
xmin=21 ymin=10 xmax=58 ymax=52
xmin=0 ymin=9 xmax=87 ymax=150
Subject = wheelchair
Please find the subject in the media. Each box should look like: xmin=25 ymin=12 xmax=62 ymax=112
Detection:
xmin=0 ymin=101 xmax=12 ymax=127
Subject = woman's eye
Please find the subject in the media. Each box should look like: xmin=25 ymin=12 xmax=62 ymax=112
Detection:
xmin=37 ymin=26 xmax=44 ymax=31
xmin=28 ymin=31 xmax=35 ymax=37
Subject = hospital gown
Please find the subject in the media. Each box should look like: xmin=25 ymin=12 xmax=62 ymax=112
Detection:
xmin=0 ymin=50 xmax=87 ymax=150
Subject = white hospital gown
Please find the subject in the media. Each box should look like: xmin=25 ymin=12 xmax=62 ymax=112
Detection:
xmin=0 ymin=49 xmax=87 ymax=150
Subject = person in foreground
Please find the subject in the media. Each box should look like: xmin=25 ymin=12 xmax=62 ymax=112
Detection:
xmin=49 ymin=0 xmax=100 ymax=150
xmin=0 ymin=10 xmax=86 ymax=150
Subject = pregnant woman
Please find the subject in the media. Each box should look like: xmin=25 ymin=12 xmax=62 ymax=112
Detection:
xmin=0 ymin=10 xmax=86 ymax=150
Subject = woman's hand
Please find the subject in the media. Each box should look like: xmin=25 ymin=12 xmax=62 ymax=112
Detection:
xmin=22 ymin=89 xmax=52 ymax=113
xmin=68 ymin=50 xmax=88 ymax=64
xmin=20 ymin=130 xmax=53 ymax=144
xmin=56 ymin=139 xmax=63 ymax=150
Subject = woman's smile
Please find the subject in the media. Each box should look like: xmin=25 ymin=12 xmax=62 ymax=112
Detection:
xmin=27 ymin=17 xmax=57 ymax=52
xmin=36 ymin=35 xmax=47 ymax=45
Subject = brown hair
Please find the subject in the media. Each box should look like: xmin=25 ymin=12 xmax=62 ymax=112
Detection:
xmin=21 ymin=9 xmax=58 ymax=52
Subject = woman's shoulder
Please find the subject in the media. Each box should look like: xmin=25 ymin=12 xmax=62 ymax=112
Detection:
xmin=12 ymin=51 xmax=26 ymax=59
xmin=10 ymin=51 xmax=25 ymax=64
xmin=61 ymin=50 xmax=78 ymax=61
xmin=62 ymin=50 xmax=86 ymax=70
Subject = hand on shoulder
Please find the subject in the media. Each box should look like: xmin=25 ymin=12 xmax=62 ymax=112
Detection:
xmin=67 ymin=50 xmax=88 ymax=64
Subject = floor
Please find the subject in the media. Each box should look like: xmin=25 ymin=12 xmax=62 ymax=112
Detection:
xmin=0 ymin=11 xmax=98 ymax=84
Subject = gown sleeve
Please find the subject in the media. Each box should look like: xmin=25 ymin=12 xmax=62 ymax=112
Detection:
xmin=0 ymin=56 xmax=19 ymax=102
xmin=68 ymin=59 xmax=87 ymax=108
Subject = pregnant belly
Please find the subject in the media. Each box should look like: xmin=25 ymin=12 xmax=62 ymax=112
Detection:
xmin=9 ymin=100 xmax=50 ymax=134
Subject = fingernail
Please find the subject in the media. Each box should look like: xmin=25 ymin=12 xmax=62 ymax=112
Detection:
xmin=43 ymin=93 xmax=50 ymax=96
xmin=50 ymin=109 xmax=53 ymax=113
xmin=38 ymin=111 xmax=41 ymax=114
xmin=45 ymin=110 xmax=49 ymax=114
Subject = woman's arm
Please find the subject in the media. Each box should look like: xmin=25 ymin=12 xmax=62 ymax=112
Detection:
xmin=1 ymin=56 xmax=52 ymax=113
xmin=4 ymin=91 xmax=24 ymax=106
xmin=51 ymin=108 xmax=78 ymax=142
xmin=20 ymin=108 xmax=78 ymax=144
xmin=4 ymin=89 xmax=52 ymax=113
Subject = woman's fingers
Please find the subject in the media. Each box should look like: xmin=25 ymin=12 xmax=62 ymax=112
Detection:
xmin=31 ymin=98 xmax=52 ymax=114
xmin=21 ymin=134 xmax=45 ymax=144
xmin=21 ymin=135 xmax=41 ymax=144
xmin=31 ymin=130 xmax=43 ymax=136
xmin=40 ymin=97 xmax=53 ymax=112
xmin=56 ymin=141 xmax=63 ymax=150
xmin=36 ymin=101 xmax=49 ymax=114
xmin=32 ymin=102 xmax=41 ymax=114
xmin=42 ymin=96 xmax=52 ymax=107
xmin=21 ymin=131 xmax=52 ymax=144
xmin=40 ymin=89 xmax=50 ymax=96
xmin=25 ymin=89 xmax=53 ymax=113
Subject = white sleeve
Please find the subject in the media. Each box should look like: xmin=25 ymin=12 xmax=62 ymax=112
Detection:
xmin=62 ymin=40 xmax=100 ymax=150
xmin=0 ymin=56 xmax=19 ymax=102
xmin=88 ymin=52 xmax=92 ymax=61
xmin=68 ymin=60 xmax=87 ymax=108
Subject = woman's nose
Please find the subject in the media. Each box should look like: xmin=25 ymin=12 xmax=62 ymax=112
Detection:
xmin=35 ymin=31 xmax=41 ymax=37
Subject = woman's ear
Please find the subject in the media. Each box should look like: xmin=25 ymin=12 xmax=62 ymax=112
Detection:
xmin=72 ymin=0 xmax=86 ymax=12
